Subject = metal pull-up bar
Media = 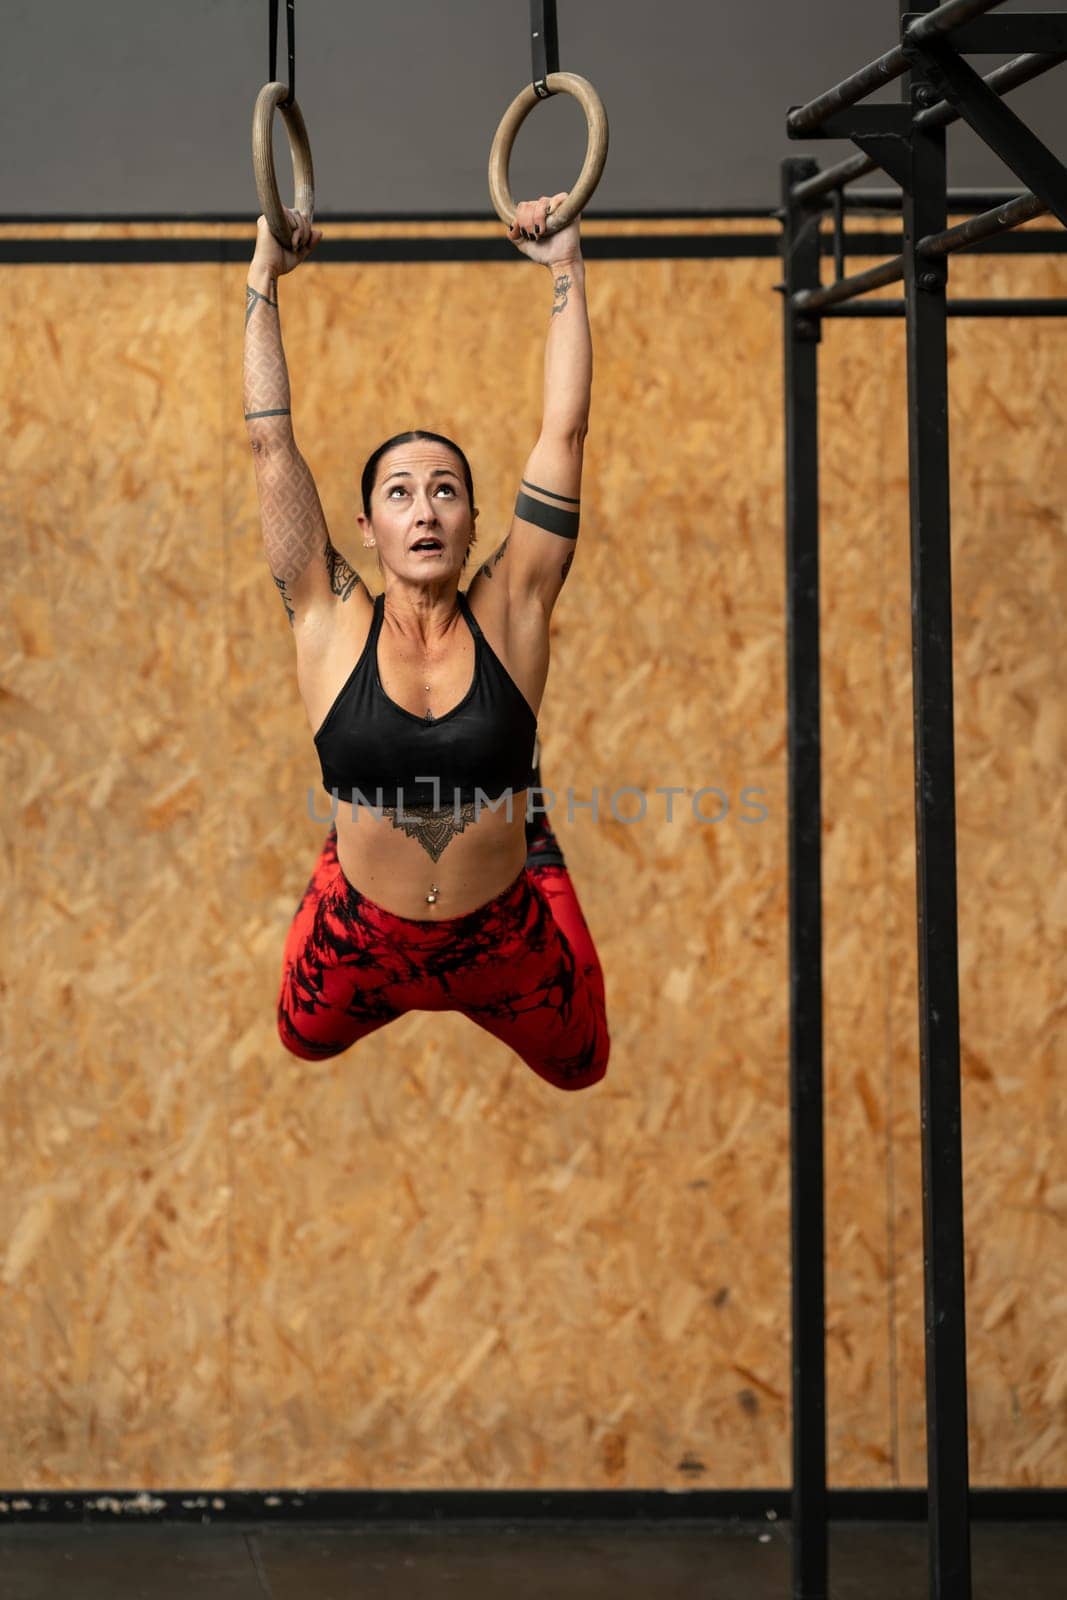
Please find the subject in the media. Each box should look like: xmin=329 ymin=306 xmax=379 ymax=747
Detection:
xmin=791 ymin=190 xmax=1049 ymax=314
xmin=780 ymin=5 xmax=1067 ymax=1600
xmin=790 ymin=48 xmax=1067 ymax=207
xmin=786 ymin=0 xmax=1004 ymax=137
xmin=781 ymin=0 xmax=1067 ymax=314
xmin=918 ymin=189 xmax=1047 ymax=255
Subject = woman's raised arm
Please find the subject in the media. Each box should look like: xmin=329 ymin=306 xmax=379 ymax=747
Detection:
xmin=244 ymin=212 xmax=366 ymax=627
xmin=473 ymin=193 xmax=590 ymax=617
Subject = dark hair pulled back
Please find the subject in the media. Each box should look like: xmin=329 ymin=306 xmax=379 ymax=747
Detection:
xmin=360 ymin=430 xmax=476 ymax=518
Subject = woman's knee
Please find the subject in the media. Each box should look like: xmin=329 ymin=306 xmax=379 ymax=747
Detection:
xmin=555 ymin=1061 xmax=608 ymax=1092
xmin=540 ymin=1026 xmax=610 ymax=1092
xmin=276 ymin=1005 xmax=349 ymax=1062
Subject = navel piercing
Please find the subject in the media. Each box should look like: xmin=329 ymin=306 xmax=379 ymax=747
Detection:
xmin=425 ymin=883 xmax=440 ymax=905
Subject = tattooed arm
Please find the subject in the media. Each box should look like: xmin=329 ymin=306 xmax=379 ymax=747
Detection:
xmin=472 ymin=193 xmax=589 ymax=617
xmin=244 ymin=213 xmax=369 ymax=627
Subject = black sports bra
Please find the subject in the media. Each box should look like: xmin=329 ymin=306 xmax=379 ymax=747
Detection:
xmin=314 ymin=590 xmax=538 ymax=810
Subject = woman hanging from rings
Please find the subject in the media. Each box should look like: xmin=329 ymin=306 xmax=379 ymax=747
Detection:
xmin=243 ymin=194 xmax=609 ymax=1089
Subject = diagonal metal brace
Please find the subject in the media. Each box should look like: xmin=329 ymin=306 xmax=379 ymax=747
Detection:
xmin=820 ymin=105 xmax=914 ymax=191
xmin=910 ymin=36 xmax=1067 ymax=228
xmin=850 ymin=135 xmax=912 ymax=192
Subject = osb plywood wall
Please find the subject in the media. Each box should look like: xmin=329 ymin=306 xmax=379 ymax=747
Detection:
xmin=0 ymin=220 xmax=1063 ymax=1492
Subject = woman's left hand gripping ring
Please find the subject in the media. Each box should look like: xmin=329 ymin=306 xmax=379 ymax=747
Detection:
xmin=252 ymin=82 xmax=316 ymax=252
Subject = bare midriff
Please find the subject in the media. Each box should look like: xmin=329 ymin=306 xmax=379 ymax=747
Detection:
xmin=329 ymin=788 xmax=530 ymax=920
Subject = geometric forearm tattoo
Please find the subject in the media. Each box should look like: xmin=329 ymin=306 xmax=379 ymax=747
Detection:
xmin=253 ymin=446 xmax=330 ymax=591
xmin=245 ymin=279 xmax=325 ymax=603
xmin=245 ymin=287 xmax=369 ymax=621
xmin=243 ymin=277 xmax=292 ymax=425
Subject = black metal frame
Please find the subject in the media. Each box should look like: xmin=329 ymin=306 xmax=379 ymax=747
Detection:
xmin=781 ymin=3 xmax=1066 ymax=1599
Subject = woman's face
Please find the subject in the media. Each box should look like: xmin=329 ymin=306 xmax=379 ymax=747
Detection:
xmin=359 ymin=440 xmax=476 ymax=580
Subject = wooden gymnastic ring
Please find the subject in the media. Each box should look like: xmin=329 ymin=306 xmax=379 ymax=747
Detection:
xmin=252 ymin=81 xmax=316 ymax=250
xmin=488 ymin=71 xmax=609 ymax=234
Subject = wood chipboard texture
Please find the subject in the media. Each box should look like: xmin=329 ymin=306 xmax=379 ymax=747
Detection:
xmin=0 ymin=221 xmax=1062 ymax=1491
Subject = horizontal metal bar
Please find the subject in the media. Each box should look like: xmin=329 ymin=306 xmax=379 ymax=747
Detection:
xmin=787 ymin=0 xmax=1005 ymax=137
xmin=791 ymin=152 xmax=878 ymax=203
xmin=822 ymin=297 xmax=1067 ymax=316
xmin=918 ymin=191 xmax=1048 ymax=255
xmin=816 ymin=105 xmax=914 ymax=140
xmin=787 ymin=49 xmax=910 ymax=138
xmin=790 ymin=49 xmax=1065 ymax=205
xmin=793 ymin=256 xmax=905 ymax=312
xmin=836 ymin=187 xmax=1033 ymax=211
xmin=810 ymin=226 xmax=1066 ymax=256
xmin=792 ymin=194 xmax=1054 ymax=311
xmin=937 ymin=15 xmax=1067 ymax=52
xmin=904 ymin=0 xmax=1006 ymax=43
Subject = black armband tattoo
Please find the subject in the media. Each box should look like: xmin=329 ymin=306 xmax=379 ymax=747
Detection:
xmin=515 ymin=491 xmax=580 ymax=540
xmin=244 ymin=408 xmax=291 ymax=420
xmin=521 ymin=477 xmax=580 ymax=505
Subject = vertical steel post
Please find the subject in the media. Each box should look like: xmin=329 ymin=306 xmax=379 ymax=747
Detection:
xmin=900 ymin=43 xmax=974 ymax=1600
xmin=782 ymin=156 xmax=828 ymax=1600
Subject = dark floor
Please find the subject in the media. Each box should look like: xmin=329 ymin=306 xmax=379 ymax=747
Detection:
xmin=1 ymin=1518 xmax=1065 ymax=1599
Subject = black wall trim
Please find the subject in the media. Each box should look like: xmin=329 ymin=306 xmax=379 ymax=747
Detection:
xmin=0 ymin=1487 xmax=1064 ymax=1525
xmin=0 ymin=209 xmax=780 ymax=225
xmin=1 ymin=232 xmax=1065 ymax=266
xmin=0 ymin=197 xmax=1046 ymax=225
xmin=1 ymin=237 xmax=763 ymax=265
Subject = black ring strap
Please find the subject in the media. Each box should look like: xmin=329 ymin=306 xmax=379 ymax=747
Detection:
xmin=269 ymin=0 xmax=296 ymax=107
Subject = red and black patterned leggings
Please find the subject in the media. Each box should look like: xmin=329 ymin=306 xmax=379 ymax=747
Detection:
xmin=277 ymin=825 xmax=609 ymax=1091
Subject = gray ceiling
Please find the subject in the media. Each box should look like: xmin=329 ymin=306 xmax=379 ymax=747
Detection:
xmin=3 ymin=0 xmax=1067 ymax=215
